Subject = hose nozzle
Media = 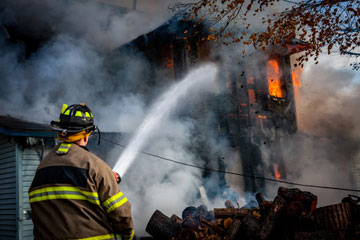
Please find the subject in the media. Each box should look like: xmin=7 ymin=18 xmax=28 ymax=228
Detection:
xmin=113 ymin=171 xmax=121 ymax=184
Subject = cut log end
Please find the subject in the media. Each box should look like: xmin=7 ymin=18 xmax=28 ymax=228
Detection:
xmin=146 ymin=210 xmax=181 ymax=239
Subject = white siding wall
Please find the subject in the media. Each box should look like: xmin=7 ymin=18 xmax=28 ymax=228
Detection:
xmin=19 ymin=148 xmax=41 ymax=240
xmin=0 ymin=135 xmax=17 ymax=239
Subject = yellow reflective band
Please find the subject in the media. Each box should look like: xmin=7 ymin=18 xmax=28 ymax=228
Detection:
xmin=29 ymin=186 xmax=98 ymax=197
xmin=122 ymin=229 xmax=135 ymax=240
xmin=57 ymin=143 xmax=72 ymax=154
xmin=61 ymin=104 xmax=68 ymax=114
xmin=29 ymin=186 xmax=99 ymax=205
xmin=29 ymin=194 xmax=99 ymax=205
xmin=90 ymin=113 xmax=93 ymax=117
xmin=61 ymin=143 xmax=72 ymax=148
xmin=75 ymin=111 xmax=83 ymax=117
xmin=57 ymin=147 xmax=68 ymax=153
xmin=103 ymin=192 xmax=123 ymax=207
xmin=106 ymin=197 xmax=128 ymax=213
xmin=85 ymin=112 xmax=91 ymax=117
xmin=75 ymin=233 xmax=120 ymax=240
xmin=64 ymin=109 xmax=71 ymax=115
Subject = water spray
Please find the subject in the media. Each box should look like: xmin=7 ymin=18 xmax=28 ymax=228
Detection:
xmin=113 ymin=63 xmax=218 ymax=176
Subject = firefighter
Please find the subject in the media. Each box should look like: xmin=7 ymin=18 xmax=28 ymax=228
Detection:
xmin=29 ymin=104 xmax=134 ymax=240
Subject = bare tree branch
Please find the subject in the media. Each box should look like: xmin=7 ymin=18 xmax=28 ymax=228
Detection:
xmin=173 ymin=0 xmax=360 ymax=66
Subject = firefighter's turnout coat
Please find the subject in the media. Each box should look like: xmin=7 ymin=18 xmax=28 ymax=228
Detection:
xmin=29 ymin=143 xmax=134 ymax=240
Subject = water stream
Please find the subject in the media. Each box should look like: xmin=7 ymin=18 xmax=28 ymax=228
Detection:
xmin=113 ymin=63 xmax=218 ymax=176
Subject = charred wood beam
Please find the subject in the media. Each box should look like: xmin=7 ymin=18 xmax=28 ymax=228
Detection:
xmin=258 ymin=195 xmax=287 ymax=240
xmin=242 ymin=214 xmax=262 ymax=240
xmin=256 ymin=192 xmax=273 ymax=211
xmin=146 ymin=210 xmax=181 ymax=239
xmin=278 ymin=187 xmax=317 ymax=212
xmin=314 ymin=203 xmax=352 ymax=231
xmin=225 ymin=219 xmax=242 ymax=240
xmin=200 ymin=219 xmax=225 ymax=235
xmin=225 ymin=200 xmax=236 ymax=209
xmin=214 ymin=208 xmax=250 ymax=218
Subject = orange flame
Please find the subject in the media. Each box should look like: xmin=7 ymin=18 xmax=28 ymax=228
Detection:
xmin=291 ymin=66 xmax=303 ymax=102
xmin=292 ymin=70 xmax=301 ymax=88
xmin=248 ymin=89 xmax=255 ymax=104
xmin=247 ymin=76 xmax=254 ymax=85
xmin=165 ymin=57 xmax=174 ymax=68
xmin=267 ymin=59 xmax=284 ymax=98
xmin=164 ymin=44 xmax=174 ymax=69
xmin=257 ymin=115 xmax=266 ymax=119
xmin=273 ymin=163 xmax=281 ymax=179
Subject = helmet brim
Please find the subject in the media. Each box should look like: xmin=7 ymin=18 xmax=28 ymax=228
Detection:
xmin=50 ymin=121 xmax=96 ymax=133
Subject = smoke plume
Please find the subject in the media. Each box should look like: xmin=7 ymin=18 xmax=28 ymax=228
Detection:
xmin=264 ymin=54 xmax=360 ymax=205
xmin=0 ymin=0 xmax=237 ymax=235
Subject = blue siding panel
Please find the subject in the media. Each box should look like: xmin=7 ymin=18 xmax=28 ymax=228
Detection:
xmin=0 ymin=161 xmax=16 ymax=170
xmin=0 ymin=135 xmax=16 ymax=240
xmin=0 ymin=151 xmax=16 ymax=161
xmin=0 ymin=145 xmax=15 ymax=155
xmin=0 ymin=172 xmax=16 ymax=180
xmin=0 ymin=167 xmax=16 ymax=175
xmin=0 ymin=182 xmax=16 ymax=191
xmin=0 ymin=193 xmax=16 ymax=200
xmin=0 ymin=156 xmax=15 ymax=163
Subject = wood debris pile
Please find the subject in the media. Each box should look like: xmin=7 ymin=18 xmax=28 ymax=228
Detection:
xmin=144 ymin=187 xmax=360 ymax=240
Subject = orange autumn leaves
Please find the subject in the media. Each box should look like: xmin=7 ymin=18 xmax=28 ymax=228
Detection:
xmin=173 ymin=0 xmax=360 ymax=66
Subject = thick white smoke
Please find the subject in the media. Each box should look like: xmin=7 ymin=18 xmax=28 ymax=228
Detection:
xmin=0 ymin=1 xmax=238 ymax=236
xmin=103 ymin=64 xmax=243 ymax=234
xmin=0 ymin=0 xmax=174 ymax=130
xmin=114 ymin=64 xmax=219 ymax=176
xmin=264 ymin=54 xmax=360 ymax=206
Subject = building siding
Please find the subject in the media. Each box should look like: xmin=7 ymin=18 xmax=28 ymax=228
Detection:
xmin=354 ymin=156 xmax=360 ymax=195
xmin=18 ymin=147 xmax=42 ymax=240
xmin=0 ymin=135 xmax=17 ymax=240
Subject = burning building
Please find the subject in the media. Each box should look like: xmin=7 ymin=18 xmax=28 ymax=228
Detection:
xmin=1 ymin=0 xmax=358 ymax=237
xmin=112 ymin=16 xmax=307 ymax=196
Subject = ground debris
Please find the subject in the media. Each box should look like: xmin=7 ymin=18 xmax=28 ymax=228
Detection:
xmin=145 ymin=187 xmax=360 ymax=240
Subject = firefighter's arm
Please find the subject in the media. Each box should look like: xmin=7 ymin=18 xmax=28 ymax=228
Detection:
xmin=95 ymin=164 xmax=134 ymax=240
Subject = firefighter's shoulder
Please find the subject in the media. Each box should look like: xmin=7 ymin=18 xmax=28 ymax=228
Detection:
xmin=70 ymin=144 xmax=108 ymax=167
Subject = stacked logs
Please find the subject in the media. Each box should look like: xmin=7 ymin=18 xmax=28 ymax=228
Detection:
xmin=145 ymin=187 xmax=360 ymax=240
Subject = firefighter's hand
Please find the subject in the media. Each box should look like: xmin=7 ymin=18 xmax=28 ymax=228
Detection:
xmin=113 ymin=171 xmax=121 ymax=184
